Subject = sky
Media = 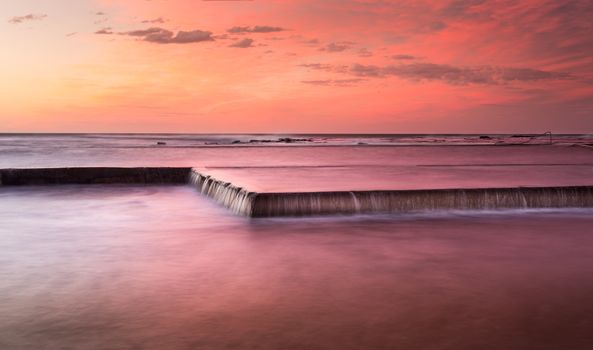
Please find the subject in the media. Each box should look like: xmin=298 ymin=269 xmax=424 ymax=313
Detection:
xmin=1 ymin=0 xmax=592 ymax=133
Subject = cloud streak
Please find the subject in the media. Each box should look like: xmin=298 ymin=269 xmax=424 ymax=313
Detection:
xmin=229 ymin=38 xmax=254 ymax=48
xmin=321 ymin=42 xmax=354 ymax=52
xmin=228 ymin=25 xmax=284 ymax=33
xmin=119 ymin=27 xmax=214 ymax=44
xmin=302 ymin=79 xmax=365 ymax=87
xmin=350 ymin=63 xmax=572 ymax=85
xmin=298 ymin=63 xmax=349 ymax=74
xmin=95 ymin=27 xmax=113 ymax=35
xmin=8 ymin=14 xmax=47 ymax=24
xmin=392 ymin=54 xmax=418 ymax=60
xmin=300 ymin=60 xmax=571 ymax=86
xmin=142 ymin=17 xmax=165 ymax=24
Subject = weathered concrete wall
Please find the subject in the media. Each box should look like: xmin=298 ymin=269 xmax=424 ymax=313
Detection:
xmin=0 ymin=167 xmax=191 ymax=186
xmin=2 ymin=167 xmax=593 ymax=217
xmin=186 ymin=169 xmax=593 ymax=217
xmin=252 ymin=187 xmax=593 ymax=217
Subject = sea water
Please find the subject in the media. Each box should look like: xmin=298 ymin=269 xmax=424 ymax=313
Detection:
xmin=1 ymin=134 xmax=593 ymax=349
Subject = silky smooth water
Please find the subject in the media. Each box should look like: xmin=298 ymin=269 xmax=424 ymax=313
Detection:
xmin=1 ymin=186 xmax=593 ymax=350
xmin=1 ymin=135 xmax=593 ymax=349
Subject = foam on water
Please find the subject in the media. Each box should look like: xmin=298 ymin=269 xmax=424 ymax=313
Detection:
xmin=188 ymin=170 xmax=255 ymax=215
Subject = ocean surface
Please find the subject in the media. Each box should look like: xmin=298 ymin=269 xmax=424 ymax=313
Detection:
xmin=1 ymin=134 xmax=593 ymax=349
xmin=1 ymin=132 xmax=592 ymax=149
xmin=1 ymin=133 xmax=592 ymax=168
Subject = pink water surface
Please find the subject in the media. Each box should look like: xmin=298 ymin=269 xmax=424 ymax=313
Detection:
xmin=1 ymin=186 xmax=593 ymax=349
xmin=2 ymin=135 xmax=593 ymax=349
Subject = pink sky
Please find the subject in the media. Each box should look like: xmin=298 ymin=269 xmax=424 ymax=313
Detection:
xmin=1 ymin=0 xmax=592 ymax=133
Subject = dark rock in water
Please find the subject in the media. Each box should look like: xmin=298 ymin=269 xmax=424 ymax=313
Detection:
xmin=357 ymin=142 xmax=368 ymax=145
xmin=249 ymin=140 xmax=259 ymax=143
xmin=276 ymin=137 xmax=312 ymax=143
xmin=511 ymin=134 xmax=532 ymax=138
xmin=157 ymin=141 xmax=167 ymax=145
xmin=479 ymin=135 xmax=492 ymax=140
xmin=231 ymin=140 xmax=242 ymax=144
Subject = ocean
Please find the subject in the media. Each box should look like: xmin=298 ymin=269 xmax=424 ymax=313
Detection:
xmin=1 ymin=134 xmax=593 ymax=349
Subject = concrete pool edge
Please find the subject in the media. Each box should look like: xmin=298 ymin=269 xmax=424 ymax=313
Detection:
xmin=0 ymin=167 xmax=192 ymax=185
xmin=2 ymin=167 xmax=593 ymax=217
xmin=248 ymin=187 xmax=593 ymax=217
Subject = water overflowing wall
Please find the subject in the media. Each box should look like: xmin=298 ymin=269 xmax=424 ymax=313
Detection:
xmin=0 ymin=167 xmax=190 ymax=185
xmin=2 ymin=167 xmax=593 ymax=217
xmin=187 ymin=169 xmax=593 ymax=217
xmin=252 ymin=187 xmax=593 ymax=217
xmin=188 ymin=170 xmax=256 ymax=216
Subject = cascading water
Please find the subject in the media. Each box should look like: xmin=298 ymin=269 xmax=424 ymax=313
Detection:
xmin=2 ymin=167 xmax=593 ymax=217
xmin=188 ymin=169 xmax=256 ymax=216
xmin=249 ymin=187 xmax=593 ymax=217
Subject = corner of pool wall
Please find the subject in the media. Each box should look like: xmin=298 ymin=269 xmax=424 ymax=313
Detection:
xmin=3 ymin=167 xmax=593 ymax=218
xmin=186 ymin=169 xmax=593 ymax=217
xmin=188 ymin=168 xmax=258 ymax=216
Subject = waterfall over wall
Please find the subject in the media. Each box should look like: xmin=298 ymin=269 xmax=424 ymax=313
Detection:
xmin=2 ymin=167 xmax=593 ymax=217
xmin=252 ymin=187 xmax=593 ymax=217
xmin=188 ymin=169 xmax=256 ymax=216
xmin=187 ymin=169 xmax=593 ymax=217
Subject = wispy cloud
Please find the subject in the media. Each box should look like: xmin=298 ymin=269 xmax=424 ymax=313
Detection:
xmin=118 ymin=27 xmax=214 ymax=44
xmin=321 ymin=42 xmax=354 ymax=52
xmin=95 ymin=27 xmax=113 ymax=35
xmin=298 ymin=63 xmax=348 ymax=73
xmin=302 ymin=79 xmax=365 ymax=87
xmin=302 ymin=38 xmax=320 ymax=46
xmin=441 ymin=0 xmax=488 ymax=18
xmin=358 ymin=48 xmax=373 ymax=57
xmin=350 ymin=63 xmax=572 ymax=85
xmin=300 ymin=60 xmax=571 ymax=86
xmin=227 ymin=25 xmax=284 ymax=33
xmin=8 ymin=14 xmax=47 ymax=24
xmin=142 ymin=17 xmax=165 ymax=24
xmin=392 ymin=54 xmax=418 ymax=60
xmin=229 ymin=38 xmax=254 ymax=48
